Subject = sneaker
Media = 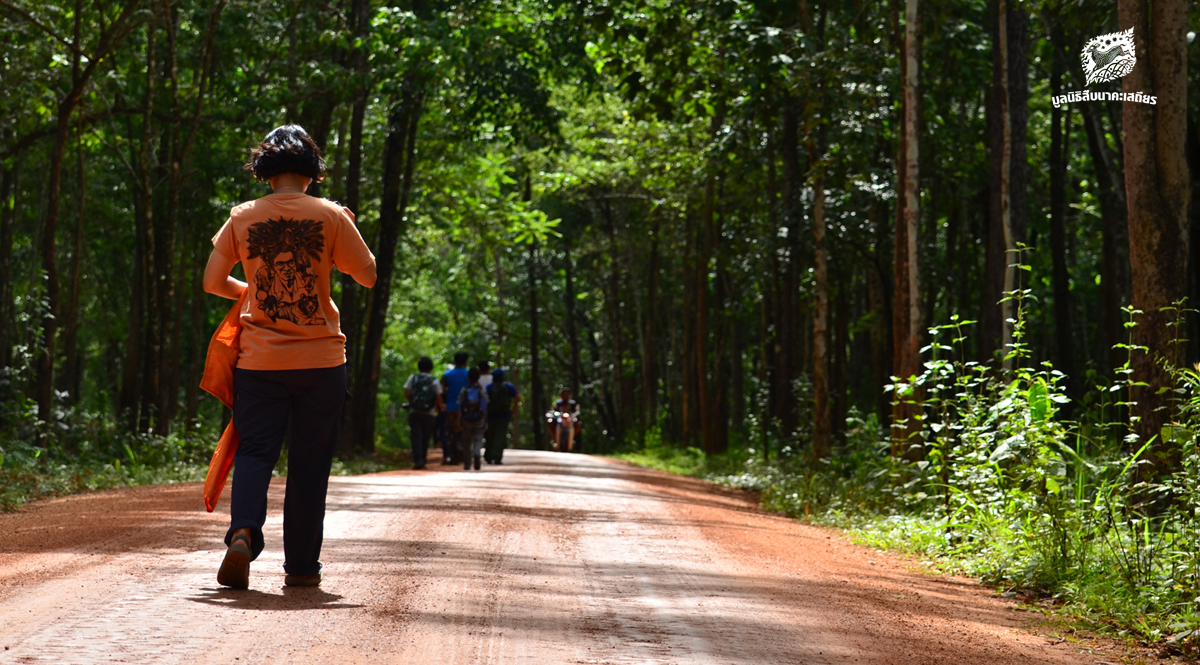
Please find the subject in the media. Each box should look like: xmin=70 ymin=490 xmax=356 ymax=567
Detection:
xmin=495 ymin=459 xmax=503 ymax=465
xmin=284 ymin=572 xmax=322 ymax=587
xmin=473 ymin=455 xmax=481 ymax=470
xmin=413 ymin=463 xmax=426 ymax=470
xmin=217 ymin=534 xmax=252 ymax=589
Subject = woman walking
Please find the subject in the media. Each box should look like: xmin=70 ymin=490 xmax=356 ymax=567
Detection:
xmin=203 ymin=125 xmax=376 ymax=588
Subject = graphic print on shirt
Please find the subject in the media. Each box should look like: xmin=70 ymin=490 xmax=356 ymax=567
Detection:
xmin=246 ymin=218 xmax=327 ymax=325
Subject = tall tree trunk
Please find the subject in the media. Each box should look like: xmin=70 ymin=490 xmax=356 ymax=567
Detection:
xmin=601 ymin=200 xmax=628 ymax=444
xmin=777 ymin=105 xmax=802 ymax=438
xmin=300 ymin=100 xmax=336 ymax=199
xmin=136 ymin=8 xmax=160 ymax=432
xmin=59 ymin=112 xmax=87 ymax=405
xmin=681 ymin=210 xmax=698 ymax=450
xmin=1120 ymin=0 xmax=1190 ymax=481
xmin=763 ymin=127 xmax=781 ymax=445
xmin=640 ymin=215 xmax=660 ymax=435
xmin=34 ymin=0 xmax=140 ymax=432
xmin=705 ymin=180 xmax=730 ymax=456
xmin=891 ymin=0 xmax=921 ymax=456
xmin=1079 ymin=101 xmax=1127 ymax=370
xmin=811 ymin=168 xmax=831 ymax=459
xmin=870 ymin=199 xmax=894 ymax=422
xmin=944 ymin=185 xmax=961 ymax=320
xmin=494 ymin=251 xmax=506 ymax=366
xmin=1048 ymin=25 xmax=1076 ymax=402
xmin=1189 ymin=117 xmax=1200 ymax=366
xmin=154 ymin=0 xmax=181 ymax=434
xmin=58 ymin=0 xmax=87 ymax=407
xmin=157 ymin=0 xmax=225 ymax=430
xmin=563 ymin=238 xmax=581 ymax=397
xmin=758 ymin=283 xmax=772 ymax=459
xmin=696 ymin=185 xmax=717 ymax=455
xmin=35 ymin=62 xmax=77 ymax=430
xmin=527 ymin=236 xmax=545 ymax=451
xmin=185 ymin=234 xmax=205 ymax=425
xmin=584 ymin=317 xmax=620 ymax=447
xmin=352 ymin=91 xmax=422 ymax=454
xmin=169 ymin=234 xmax=186 ymax=425
xmin=832 ymin=273 xmax=849 ymax=444
xmin=802 ymin=2 xmax=830 ymax=452
xmin=957 ymin=189 xmax=980 ymax=338
xmin=665 ymin=301 xmax=683 ymax=444
xmin=729 ymin=304 xmax=745 ymax=440
xmin=119 ymin=212 xmax=147 ymax=429
xmin=336 ymin=0 xmax=371 ymax=458
xmin=0 ymin=163 xmax=15 ymax=369
xmin=982 ymin=0 xmax=1029 ymax=364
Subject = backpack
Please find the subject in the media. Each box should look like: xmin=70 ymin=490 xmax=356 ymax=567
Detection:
xmin=462 ymin=386 xmax=484 ymax=422
xmin=488 ymin=383 xmax=512 ymax=417
xmin=410 ymin=374 xmax=436 ymax=412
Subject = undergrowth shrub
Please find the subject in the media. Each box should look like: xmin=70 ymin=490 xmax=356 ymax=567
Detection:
xmin=618 ymin=252 xmax=1200 ymax=648
xmin=0 ymin=392 xmax=219 ymax=510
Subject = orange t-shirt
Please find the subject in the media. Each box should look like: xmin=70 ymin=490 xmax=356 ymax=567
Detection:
xmin=212 ymin=191 xmax=375 ymax=371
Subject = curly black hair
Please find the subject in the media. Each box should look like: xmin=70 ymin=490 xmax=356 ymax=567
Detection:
xmin=244 ymin=125 xmax=326 ymax=183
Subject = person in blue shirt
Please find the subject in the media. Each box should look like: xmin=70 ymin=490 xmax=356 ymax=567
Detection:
xmin=440 ymin=351 xmax=470 ymax=465
xmin=456 ymin=368 xmax=489 ymax=470
xmin=484 ymin=369 xmax=520 ymax=465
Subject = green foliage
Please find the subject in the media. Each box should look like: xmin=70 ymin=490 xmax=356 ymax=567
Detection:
xmin=618 ymin=285 xmax=1200 ymax=648
xmin=0 ymin=393 xmax=213 ymax=511
xmin=0 ymin=383 xmax=410 ymax=512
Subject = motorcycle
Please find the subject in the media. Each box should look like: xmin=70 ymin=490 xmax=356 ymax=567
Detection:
xmin=545 ymin=409 xmax=577 ymax=452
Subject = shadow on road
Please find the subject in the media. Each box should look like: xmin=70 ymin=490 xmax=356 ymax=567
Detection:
xmin=185 ymin=586 xmax=363 ymax=611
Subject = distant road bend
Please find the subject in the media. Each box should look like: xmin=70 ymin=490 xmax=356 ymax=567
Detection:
xmin=0 ymin=450 xmax=1100 ymax=664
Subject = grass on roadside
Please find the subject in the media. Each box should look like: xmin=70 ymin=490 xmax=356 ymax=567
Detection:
xmin=0 ymin=446 xmax=412 ymax=513
xmin=0 ymin=404 xmax=412 ymax=512
xmin=0 ymin=457 xmax=210 ymax=512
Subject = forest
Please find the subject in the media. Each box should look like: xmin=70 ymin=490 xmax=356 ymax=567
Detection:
xmin=2 ymin=0 xmax=1200 ymax=647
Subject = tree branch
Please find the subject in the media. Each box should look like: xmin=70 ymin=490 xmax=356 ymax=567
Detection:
xmin=0 ymin=106 xmax=140 ymax=159
xmin=179 ymin=0 xmax=227 ymax=162
xmin=0 ymin=0 xmax=82 ymax=55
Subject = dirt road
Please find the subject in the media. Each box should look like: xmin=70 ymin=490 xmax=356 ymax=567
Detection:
xmin=0 ymin=450 xmax=1112 ymax=664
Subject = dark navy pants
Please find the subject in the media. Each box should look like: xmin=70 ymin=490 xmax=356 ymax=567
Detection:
xmin=434 ymin=411 xmax=448 ymax=455
xmin=407 ymin=412 xmax=435 ymax=466
xmin=484 ymin=418 xmax=510 ymax=462
xmin=225 ymin=364 xmax=347 ymax=577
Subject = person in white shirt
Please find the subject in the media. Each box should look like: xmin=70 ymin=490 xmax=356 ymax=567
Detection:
xmin=477 ymin=361 xmax=494 ymax=389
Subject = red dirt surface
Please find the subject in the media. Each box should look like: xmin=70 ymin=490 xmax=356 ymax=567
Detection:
xmin=0 ymin=450 xmax=1145 ymax=663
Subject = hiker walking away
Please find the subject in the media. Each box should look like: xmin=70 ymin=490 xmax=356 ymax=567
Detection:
xmin=457 ymin=368 xmax=488 ymax=470
xmin=477 ymin=361 xmax=493 ymax=389
xmin=434 ymin=369 xmax=449 ymax=458
xmin=404 ymin=356 xmax=445 ymax=470
xmin=441 ymin=352 xmax=471 ymax=465
xmin=203 ymin=125 xmax=376 ymax=589
xmin=484 ymin=368 xmax=520 ymax=465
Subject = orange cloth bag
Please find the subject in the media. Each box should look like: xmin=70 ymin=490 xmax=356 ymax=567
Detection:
xmin=200 ymin=291 xmax=247 ymax=513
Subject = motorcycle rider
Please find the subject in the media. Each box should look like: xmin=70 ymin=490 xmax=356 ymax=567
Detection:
xmin=546 ymin=388 xmax=582 ymax=452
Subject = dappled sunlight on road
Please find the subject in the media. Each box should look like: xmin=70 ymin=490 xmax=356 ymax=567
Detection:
xmin=0 ymin=450 xmax=1100 ymax=664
